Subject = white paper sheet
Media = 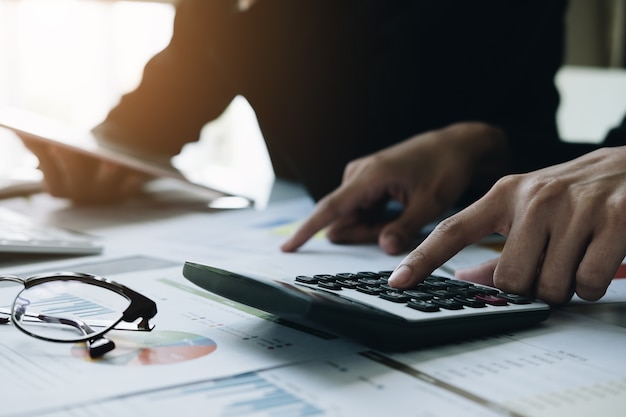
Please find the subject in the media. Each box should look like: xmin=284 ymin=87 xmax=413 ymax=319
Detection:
xmin=389 ymin=310 xmax=626 ymax=417
xmin=0 ymin=264 xmax=363 ymax=416
xmin=29 ymin=352 xmax=510 ymax=417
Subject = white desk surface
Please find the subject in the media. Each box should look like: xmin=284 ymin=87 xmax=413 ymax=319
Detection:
xmin=1 ymin=180 xmax=625 ymax=417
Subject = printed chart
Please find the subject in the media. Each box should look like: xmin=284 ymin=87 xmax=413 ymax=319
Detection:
xmin=72 ymin=330 xmax=217 ymax=366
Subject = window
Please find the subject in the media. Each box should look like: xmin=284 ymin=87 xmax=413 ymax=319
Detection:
xmin=0 ymin=0 xmax=175 ymax=128
xmin=0 ymin=0 xmax=273 ymax=204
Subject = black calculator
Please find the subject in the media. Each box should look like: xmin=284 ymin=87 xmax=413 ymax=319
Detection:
xmin=183 ymin=261 xmax=550 ymax=351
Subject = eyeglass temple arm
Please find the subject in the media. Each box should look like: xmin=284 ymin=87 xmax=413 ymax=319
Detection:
xmin=38 ymin=313 xmax=116 ymax=358
xmin=61 ymin=274 xmax=158 ymax=330
xmin=1 ymin=307 xmax=115 ymax=358
xmin=119 ymin=286 xmax=157 ymax=330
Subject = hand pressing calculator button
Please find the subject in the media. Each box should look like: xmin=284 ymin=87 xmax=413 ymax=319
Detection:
xmin=183 ymin=262 xmax=551 ymax=351
xmin=296 ymin=271 xmax=533 ymax=311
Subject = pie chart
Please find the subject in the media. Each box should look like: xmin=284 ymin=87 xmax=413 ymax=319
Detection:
xmin=71 ymin=330 xmax=217 ymax=366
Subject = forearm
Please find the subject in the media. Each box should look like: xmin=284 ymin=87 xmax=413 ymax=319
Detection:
xmin=91 ymin=121 xmax=176 ymax=166
xmin=96 ymin=0 xmax=237 ymax=158
xmin=438 ymin=122 xmax=512 ymax=198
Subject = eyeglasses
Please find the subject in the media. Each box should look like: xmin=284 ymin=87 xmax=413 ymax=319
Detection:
xmin=0 ymin=271 xmax=157 ymax=358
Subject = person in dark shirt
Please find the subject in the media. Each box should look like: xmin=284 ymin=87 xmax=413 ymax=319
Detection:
xmin=26 ymin=0 xmax=569 ymax=206
xmin=25 ymin=0 xmax=626 ymax=304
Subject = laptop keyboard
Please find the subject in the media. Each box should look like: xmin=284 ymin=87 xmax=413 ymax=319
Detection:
xmin=0 ymin=207 xmax=102 ymax=255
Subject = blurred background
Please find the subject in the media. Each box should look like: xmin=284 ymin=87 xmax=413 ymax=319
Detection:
xmin=0 ymin=0 xmax=274 ymax=204
xmin=558 ymin=0 xmax=626 ymax=142
xmin=0 ymin=0 xmax=624 ymax=202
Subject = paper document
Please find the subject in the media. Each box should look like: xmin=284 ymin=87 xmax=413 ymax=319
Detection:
xmin=389 ymin=310 xmax=626 ymax=417
xmin=33 ymin=352 xmax=509 ymax=417
xmin=0 ymin=261 xmax=362 ymax=417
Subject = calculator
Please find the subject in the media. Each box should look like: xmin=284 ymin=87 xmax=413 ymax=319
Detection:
xmin=182 ymin=261 xmax=550 ymax=351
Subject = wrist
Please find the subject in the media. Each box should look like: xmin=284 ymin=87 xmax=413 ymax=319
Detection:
xmin=441 ymin=122 xmax=512 ymax=187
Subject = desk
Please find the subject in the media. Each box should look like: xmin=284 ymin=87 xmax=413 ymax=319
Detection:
xmin=1 ymin=181 xmax=626 ymax=417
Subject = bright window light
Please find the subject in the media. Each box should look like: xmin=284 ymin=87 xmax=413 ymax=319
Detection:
xmin=0 ymin=1 xmax=274 ymax=204
xmin=0 ymin=0 xmax=175 ymax=129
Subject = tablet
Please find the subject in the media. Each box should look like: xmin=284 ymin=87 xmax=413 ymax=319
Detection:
xmin=0 ymin=107 xmax=252 ymax=208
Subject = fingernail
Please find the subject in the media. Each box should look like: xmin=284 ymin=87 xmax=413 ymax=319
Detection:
xmin=388 ymin=264 xmax=412 ymax=287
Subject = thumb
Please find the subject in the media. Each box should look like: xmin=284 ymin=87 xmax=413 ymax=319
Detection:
xmin=455 ymin=257 xmax=499 ymax=287
xmin=378 ymin=213 xmax=430 ymax=255
xmin=378 ymin=196 xmax=446 ymax=255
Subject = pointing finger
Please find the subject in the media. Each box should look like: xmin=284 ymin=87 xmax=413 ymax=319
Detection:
xmin=388 ymin=198 xmax=505 ymax=288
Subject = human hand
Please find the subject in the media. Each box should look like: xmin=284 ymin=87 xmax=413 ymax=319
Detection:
xmin=281 ymin=122 xmax=509 ymax=255
xmin=20 ymin=136 xmax=148 ymax=205
xmin=388 ymin=146 xmax=626 ymax=304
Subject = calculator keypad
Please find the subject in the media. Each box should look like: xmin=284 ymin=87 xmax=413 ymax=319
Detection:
xmin=295 ymin=271 xmax=533 ymax=313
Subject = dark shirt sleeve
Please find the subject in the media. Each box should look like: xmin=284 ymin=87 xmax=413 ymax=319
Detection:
xmin=97 ymin=0 xmax=237 ymax=157
xmin=541 ymin=112 xmax=626 ymax=169
xmin=603 ymin=113 xmax=626 ymax=147
xmin=366 ymin=1 xmax=569 ymax=172
xmin=468 ymin=1 xmax=567 ymax=175
xmin=95 ymin=0 xmax=574 ymax=202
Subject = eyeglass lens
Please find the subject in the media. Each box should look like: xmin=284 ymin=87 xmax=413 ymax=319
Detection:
xmin=3 ymin=279 xmax=130 ymax=342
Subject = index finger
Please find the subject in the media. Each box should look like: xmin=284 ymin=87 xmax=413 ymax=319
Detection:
xmin=388 ymin=199 xmax=504 ymax=288
xmin=281 ymin=184 xmax=373 ymax=252
xmin=280 ymin=194 xmax=347 ymax=252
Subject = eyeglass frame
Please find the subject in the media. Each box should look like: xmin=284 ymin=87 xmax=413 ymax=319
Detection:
xmin=0 ymin=271 xmax=157 ymax=357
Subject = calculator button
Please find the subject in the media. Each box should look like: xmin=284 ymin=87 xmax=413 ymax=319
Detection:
xmin=444 ymin=288 xmax=474 ymax=297
xmin=423 ymin=280 xmax=450 ymax=289
xmin=454 ymin=288 xmax=481 ymax=297
xmin=409 ymin=282 xmax=432 ymax=289
xmin=318 ymin=281 xmax=343 ymax=290
xmin=476 ymin=294 xmax=508 ymax=306
xmin=432 ymin=298 xmax=464 ymax=310
xmin=357 ymin=271 xmax=381 ymax=279
xmin=426 ymin=275 xmax=450 ymax=281
xmin=379 ymin=291 xmax=411 ymax=303
xmin=379 ymin=283 xmax=396 ymax=291
xmin=407 ymin=299 xmax=440 ymax=312
xmin=314 ymin=274 xmax=337 ymax=282
xmin=337 ymin=279 xmax=359 ymax=289
xmin=336 ymin=273 xmax=359 ymax=280
xmin=473 ymin=286 xmax=499 ymax=296
xmin=447 ymin=280 xmax=473 ymax=288
xmin=356 ymin=285 xmax=383 ymax=295
xmin=499 ymin=293 xmax=533 ymax=304
xmin=403 ymin=290 xmax=433 ymax=300
xmin=454 ymin=296 xmax=486 ymax=308
xmin=452 ymin=287 xmax=478 ymax=296
xmin=296 ymin=275 xmax=319 ymax=284
xmin=427 ymin=290 xmax=454 ymax=299
xmin=358 ymin=277 xmax=387 ymax=286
